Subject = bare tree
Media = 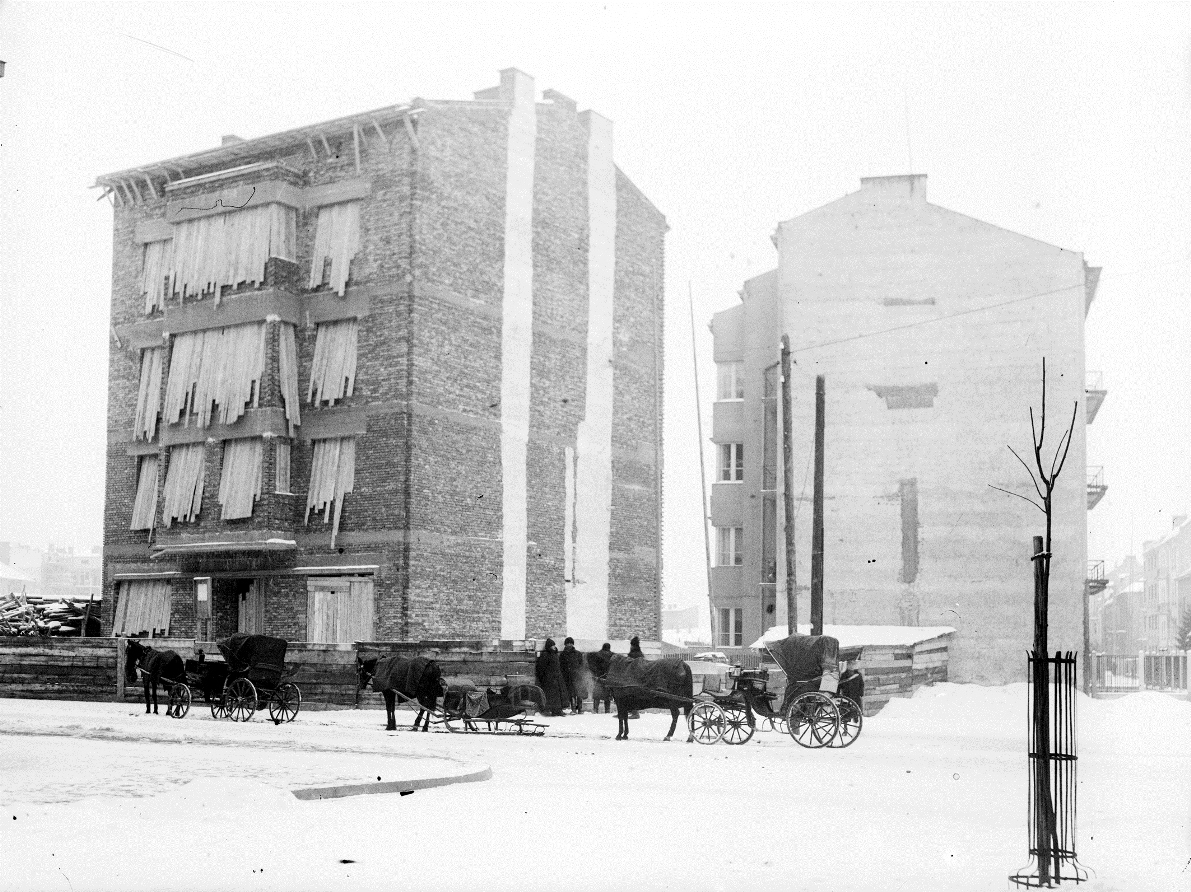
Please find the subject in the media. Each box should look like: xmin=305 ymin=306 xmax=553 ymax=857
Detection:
xmin=994 ymin=358 xmax=1083 ymax=888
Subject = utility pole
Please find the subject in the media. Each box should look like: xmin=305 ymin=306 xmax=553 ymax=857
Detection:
xmin=810 ymin=374 xmax=825 ymax=636
xmin=689 ymin=285 xmax=716 ymax=645
xmin=780 ymin=337 xmax=797 ymax=634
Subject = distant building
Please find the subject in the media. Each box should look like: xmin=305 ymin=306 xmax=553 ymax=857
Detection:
xmin=1091 ymin=555 xmax=1142 ymax=653
xmin=0 ymin=542 xmax=103 ymax=602
xmin=96 ymin=70 xmax=665 ymax=643
xmin=710 ymin=174 xmax=1103 ymax=684
xmin=1140 ymin=516 xmax=1190 ymax=651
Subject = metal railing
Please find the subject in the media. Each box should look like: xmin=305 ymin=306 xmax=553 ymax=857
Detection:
xmin=1092 ymin=652 xmax=1188 ymax=692
xmin=1086 ymin=561 xmax=1105 ymax=584
xmin=1087 ymin=467 xmax=1105 ymax=489
xmin=1085 ymin=371 xmax=1104 ymax=392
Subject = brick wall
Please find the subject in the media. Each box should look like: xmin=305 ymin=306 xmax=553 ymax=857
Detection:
xmin=100 ymin=77 xmax=664 ymax=646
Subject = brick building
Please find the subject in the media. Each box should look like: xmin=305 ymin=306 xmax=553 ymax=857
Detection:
xmin=710 ymin=174 xmax=1101 ymax=683
xmin=97 ymin=69 xmax=665 ymax=645
xmin=1139 ymin=516 xmax=1191 ymax=651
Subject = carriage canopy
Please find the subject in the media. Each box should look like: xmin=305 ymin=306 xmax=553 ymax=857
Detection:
xmin=765 ymin=633 xmax=842 ymax=711
xmin=217 ymin=634 xmax=289 ymax=687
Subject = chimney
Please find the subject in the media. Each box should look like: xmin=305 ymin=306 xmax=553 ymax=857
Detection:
xmin=221 ymin=134 xmax=245 ymax=146
xmin=859 ymin=174 xmax=928 ymax=205
xmin=474 ymin=68 xmax=535 ymax=103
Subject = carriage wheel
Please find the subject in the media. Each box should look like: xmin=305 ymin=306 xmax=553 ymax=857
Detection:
xmin=786 ymin=693 xmax=839 ymax=749
xmin=688 ymin=702 xmax=725 ymax=745
xmin=225 ymin=678 xmax=258 ymax=722
xmin=268 ymin=682 xmax=301 ymax=724
xmin=210 ymin=692 xmax=230 ymax=720
xmin=827 ymin=695 xmax=863 ymax=748
xmin=721 ymin=703 xmax=755 ymax=745
xmin=167 ymin=683 xmax=191 ymax=719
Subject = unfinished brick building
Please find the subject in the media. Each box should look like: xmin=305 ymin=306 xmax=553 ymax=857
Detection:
xmin=98 ymin=69 xmax=666 ymax=645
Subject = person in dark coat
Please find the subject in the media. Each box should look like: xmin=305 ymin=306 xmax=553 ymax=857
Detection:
xmin=626 ymin=636 xmax=644 ymax=717
xmin=535 ymin=638 xmax=568 ymax=717
xmin=559 ymin=637 xmax=588 ymax=714
xmin=587 ymin=643 xmax=613 ymax=714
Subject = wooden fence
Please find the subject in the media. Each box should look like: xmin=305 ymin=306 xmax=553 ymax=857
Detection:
xmin=1092 ymin=652 xmax=1188 ymax=694
xmin=0 ymin=637 xmax=119 ymax=701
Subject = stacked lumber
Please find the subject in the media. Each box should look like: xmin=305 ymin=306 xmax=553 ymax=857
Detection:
xmin=0 ymin=637 xmax=118 ymax=700
xmin=0 ymin=594 xmax=101 ymax=638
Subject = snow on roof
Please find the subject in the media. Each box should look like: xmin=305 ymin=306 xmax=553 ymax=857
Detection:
xmin=749 ymin=623 xmax=956 ymax=650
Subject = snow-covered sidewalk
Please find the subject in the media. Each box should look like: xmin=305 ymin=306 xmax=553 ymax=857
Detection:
xmin=1 ymin=685 xmax=1187 ymax=891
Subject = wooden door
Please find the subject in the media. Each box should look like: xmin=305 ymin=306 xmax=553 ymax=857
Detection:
xmin=237 ymin=580 xmax=264 ymax=634
xmin=306 ymin=577 xmax=374 ymax=643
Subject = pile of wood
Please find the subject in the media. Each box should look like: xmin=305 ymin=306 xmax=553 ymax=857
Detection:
xmin=0 ymin=593 xmax=101 ymax=637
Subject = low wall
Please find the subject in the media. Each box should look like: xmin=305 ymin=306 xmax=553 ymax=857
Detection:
xmin=856 ymin=639 xmax=950 ymax=715
xmin=0 ymin=637 xmax=119 ymax=701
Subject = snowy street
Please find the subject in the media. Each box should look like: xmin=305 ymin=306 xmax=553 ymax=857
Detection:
xmin=1 ymin=685 xmax=1188 ymax=892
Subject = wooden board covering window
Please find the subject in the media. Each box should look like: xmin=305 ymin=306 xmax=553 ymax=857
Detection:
xmin=162 ymin=443 xmax=205 ymax=525
xmin=169 ymin=203 xmax=295 ymax=303
xmin=130 ymin=454 xmax=159 ymax=531
xmin=218 ymin=438 xmax=263 ymax=520
xmin=306 ymin=577 xmax=374 ymax=643
xmin=308 ymin=319 xmax=358 ymax=406
xmin=163 ymin=323 xmax=266 ymax=428
xmin=277 ymin=322 xmax=301 ymax=434
xmin=112 ymin=580 xmax=171 ymax=636
xmin=141 ymin=239 xmax=173 ymax=315
xmin=133 ymin=347 xmax=163 ymax=441
xmin=237 ymin=582 xmax=265 ymax=634
xmin=275 ymin=440 xmax=291 ymax=493
xmin=305 ymin=437 xmax=355 ymax=545
xmin=309 ymin=201 xmax=361 ymax=296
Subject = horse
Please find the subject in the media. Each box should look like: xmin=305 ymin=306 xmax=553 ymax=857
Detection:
xmin=594 ymin=654 xmax=695 ymax=742
xmin=357 ymin=655 xmax=445 ymax=731
xmin=124 ymin=638 xmax=186 ymax=716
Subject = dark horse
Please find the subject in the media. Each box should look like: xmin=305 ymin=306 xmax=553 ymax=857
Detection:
xmin=358 ymin=655 xmax=445 ymax=731
xmin=124 ymin=639 xmax=185 ymax=716
xmin=594 ymin=654 xmax=695 ymax=742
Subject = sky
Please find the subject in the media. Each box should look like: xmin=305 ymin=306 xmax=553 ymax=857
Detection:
xmin=1 ymin=2 xmax=1189 ymax=633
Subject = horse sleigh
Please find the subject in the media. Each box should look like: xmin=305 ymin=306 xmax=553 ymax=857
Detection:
xmin=125 ymin=634 xmax=302 ymax=724
xmin=358 ymin=653 xmax=549 ymax=736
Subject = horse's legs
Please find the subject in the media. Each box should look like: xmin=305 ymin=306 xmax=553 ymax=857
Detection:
xmin=685 ymin=706 xmax=695 ymax=743
xmin=664 ymin=707 xmax=679 ymax=741
xmin=143 ymin=676 xmax=152 ymax=713
xmin=383 ymin=690 xmax=397 ymax=731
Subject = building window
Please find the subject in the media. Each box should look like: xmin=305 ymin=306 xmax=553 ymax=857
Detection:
xmin=718 ymin=443 xmax=744 ymax=482
xmin=112 ymin=580 xmax=171 ymax=637
xmin=309 ymin=201 xmax=362 ymax=296
xmin=308 ymin=319 xmax=359 ymax=406
xmin=306 ymin=577 xmax=375 ymax=643
xmin=278 ymin=323 xmax=301 ymax=435
xmin=141 ymin=239 xmax=173 ymax=315
xmin=130 ymin=455 xmax=159 ymax=531
xmin=133 ymin=347 xmax=164 ymax=442
xmin=275 ymin=440 xmax=291 ymax=494
xmin=306 ymin=437 xmax=356 ymax=545
xmin=163 ymin=323 xmax=266 ymax=428
xmin=169 ymin=203 xmax=296 ymax=301
xmin=718 ymin=607 xmax=743 ymax=648
xmin=717 ymin=526 xmax=744 ymax=567
xmin=162 ymin=443 xmax=206 ymax=525
xmin=717 ymin=361 xmax=744 ymax=400
xmin=218 ymin=438 xmax=263 ymax=520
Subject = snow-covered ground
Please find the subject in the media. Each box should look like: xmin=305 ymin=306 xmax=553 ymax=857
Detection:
xmin=1 ymin=685 xmax=1188 ymax=892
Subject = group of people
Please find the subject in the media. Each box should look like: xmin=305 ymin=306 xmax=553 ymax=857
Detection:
xmin=534 ymin=635 xmax=646 ymax=718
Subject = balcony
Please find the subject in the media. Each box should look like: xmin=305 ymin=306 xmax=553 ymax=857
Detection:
xmin=1086 ymin=560 xmax=1108 ymax=594
xmin=1085 ymin=371 xmax=1107 ymax=425
xmin=1087 ymin=466 xmax=1107 ymax=510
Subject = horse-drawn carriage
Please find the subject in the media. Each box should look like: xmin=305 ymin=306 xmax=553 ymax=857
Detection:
xmin=127 ymin=634 xmax=301 ymax=723
xmin=686 ymin=632 xmax=864 ymax=748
